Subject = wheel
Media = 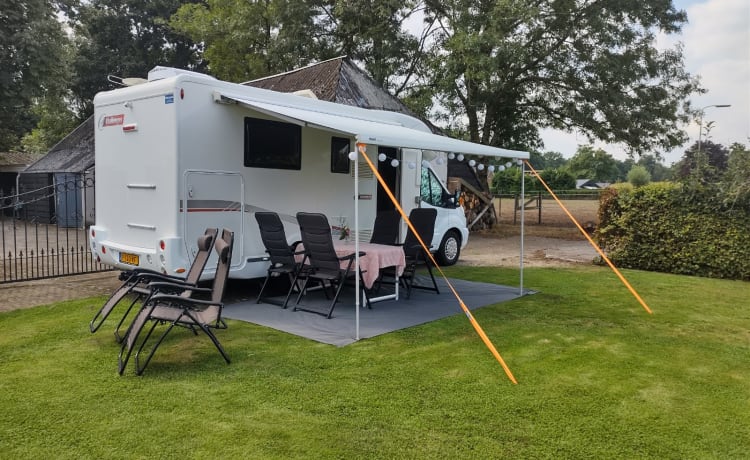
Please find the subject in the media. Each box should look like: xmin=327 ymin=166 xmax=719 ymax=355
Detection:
xmin=436 ymin=230 xmax=461 ymax=266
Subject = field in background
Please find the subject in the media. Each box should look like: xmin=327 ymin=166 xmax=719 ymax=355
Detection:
xmin=488 ymin=196 xmax=600 ymax=239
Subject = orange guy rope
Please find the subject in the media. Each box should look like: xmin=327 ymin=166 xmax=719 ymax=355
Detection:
xmin=357 ymin=144 xmax=518 ymax=384
xmin=523 ymin=160 xmax=653 ymax=315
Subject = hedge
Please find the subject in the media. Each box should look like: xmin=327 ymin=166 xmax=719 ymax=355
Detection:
xmin=596 ymin=182 xmax=750 ymax=280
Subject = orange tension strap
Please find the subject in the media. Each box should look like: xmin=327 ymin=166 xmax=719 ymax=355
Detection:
xmin=357 ymin=143 xmax=518 ymax=384
xmin=523 ymin=160 xmax=653 ymax=315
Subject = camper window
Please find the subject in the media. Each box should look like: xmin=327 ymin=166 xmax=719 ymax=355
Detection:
xmin=420 ymin=167 xmax=454 ymax=208
xmin=330 ymin=137 xmax=351 ymax=174
xmin=244 ymin=117 xmax=301 ymax=170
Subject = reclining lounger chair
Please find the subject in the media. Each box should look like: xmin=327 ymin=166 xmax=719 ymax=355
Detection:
xmin=89 ymin=228 xmax=218 ymax=342
xmin=118 ymin=229 xmax=234 ymax=376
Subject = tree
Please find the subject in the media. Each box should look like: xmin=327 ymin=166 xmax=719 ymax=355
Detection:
xmin=627 ymin=165 xmax=651 ymax=187
xmin=723 ymin=143 xmax=750 ymax=209
xmin=170 ymin=0 xmax=335 ymax=83
xmin=565 ymin=145 xmax=620 ymax=182
xmin=674 ymin=140 xmax=728 ymax=183
xmin=68 ymin=0 xmax=204 ymax=117
xmin=0 ymin=0 xmax=71 ymax=151
xmin=421 ymin=0 xmax=700 ymax=154
xmin=170 ymin=0 xmax=427 ymax=98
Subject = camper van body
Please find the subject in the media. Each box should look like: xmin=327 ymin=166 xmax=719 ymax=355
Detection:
xmin=90 ymin=67 xmax=526 ymax=279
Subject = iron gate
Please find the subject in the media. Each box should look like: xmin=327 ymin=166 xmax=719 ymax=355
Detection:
xmin=0 ymin=174 xmax=112 ymax=283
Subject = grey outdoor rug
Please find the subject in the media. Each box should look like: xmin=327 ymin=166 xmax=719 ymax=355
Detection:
xmin=223 ymin=276 xmax=534 ymax=346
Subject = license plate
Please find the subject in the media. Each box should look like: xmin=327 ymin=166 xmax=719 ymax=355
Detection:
xmin=119 ymin=252 xmax=140 ymax=266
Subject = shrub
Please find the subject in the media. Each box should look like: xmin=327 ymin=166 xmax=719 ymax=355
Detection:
xmin=596 ymin=182 xmax=750 ymax=280
xmin=627 ymin=165 xmax=651 ymax=187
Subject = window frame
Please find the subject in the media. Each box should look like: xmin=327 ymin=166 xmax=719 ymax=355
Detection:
xmin=243 ymin=117 xmax=302 ymax=170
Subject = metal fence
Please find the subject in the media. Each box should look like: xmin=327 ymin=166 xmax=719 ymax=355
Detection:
xmin=0 ymin=175 xmax=112 ymax=283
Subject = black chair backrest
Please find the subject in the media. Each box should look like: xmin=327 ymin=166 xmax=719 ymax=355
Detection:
xmin=296 ymin=212 xmax=341 ymax=272
xmin=370 ymin=209 xmax=401 ymax=245
xmin=210 ymin=229 xmax=234 ymax=304
xmin=403 ymin=208 xmax=437 ymax=257
xmin=255 ymin=212 xmax=296 ymax=266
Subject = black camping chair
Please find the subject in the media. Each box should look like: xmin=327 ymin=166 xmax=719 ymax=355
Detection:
xmin=89 ymin=227 xmax=218 ymax=342
xmin=400 ymin=208 xmax=440 ymax=299
xmin=369 ymin=209 xmax=401 ymax=246
xmin=254 ymin=212 xmax=306 ymax=308
xmin=118 ymin=229 xmax=234 ymax=376
xmin=294 ymin=212 xmax=369 ymax=318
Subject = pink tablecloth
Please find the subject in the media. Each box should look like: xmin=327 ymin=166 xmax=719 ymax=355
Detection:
xmin=333 ymin=241 xmax=405 ymax=289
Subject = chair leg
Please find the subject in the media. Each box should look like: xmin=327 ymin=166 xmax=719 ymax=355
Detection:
xmin=282 ymin=270 xmax=302 ymax=308
xmin=134 ymin=316 xmax=179 ymax=376
xmin=190 ymin=316 xmax=231 ymax=364
xmin=118 ymin=306 xmax=151 ymax=375
xmin=89 ymin=281 xmax=133 ymax=333
xmin=326 ymin=278 xmax=348 ymax=319
xmin=113 ymin=295 xmax=144 ymax=343
xmin=256 ymin=272 xmax=272 ymax=304
xmin=294 ymin=277 xmax=312 ymax=309
xmin=424 ymin=261 xmax=440 ymax=294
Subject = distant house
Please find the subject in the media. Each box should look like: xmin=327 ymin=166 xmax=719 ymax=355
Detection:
xmin=0 ymin=151 xmax=39 ymax=217
xmin=19 ymin=116 xmax=95 ymax=226
xmin=576 ymin=179 xmax=611 ymax=190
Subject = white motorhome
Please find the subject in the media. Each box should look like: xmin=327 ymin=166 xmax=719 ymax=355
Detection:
xmin=90 ymin=67 xmax=528 ymax=279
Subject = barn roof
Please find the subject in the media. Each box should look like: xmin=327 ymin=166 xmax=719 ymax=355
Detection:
xmin=0 ymin=151 xmax=39 ymax=169
xmin=243 ymin=57 xmax=439 ymax=132
xmin=23 ymin=116 xmax=95 ymax=174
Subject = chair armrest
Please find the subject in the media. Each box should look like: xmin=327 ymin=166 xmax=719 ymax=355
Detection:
xmin=148 ymin=294 xmax=223 ymax=310
xmin=147 ymin=281 xmax=209 ymax=295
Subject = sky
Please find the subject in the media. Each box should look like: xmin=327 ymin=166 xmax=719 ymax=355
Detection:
xmin=539 ymin=0 xmax=750 ymax=165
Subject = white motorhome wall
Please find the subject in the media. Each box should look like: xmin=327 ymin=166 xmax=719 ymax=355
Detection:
xmin=91 ymin=68 xmax=525 ymax=279
xmin=92 ymin=76 xmax=378 ymax=279
xmin=92 ymin=79 xmax=185 ymax=275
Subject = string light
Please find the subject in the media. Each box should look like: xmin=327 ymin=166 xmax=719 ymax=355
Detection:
xmin=351 ymin=148 xmax=522 ymax=174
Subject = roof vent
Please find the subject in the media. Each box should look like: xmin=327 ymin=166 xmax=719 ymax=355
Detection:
xmin=292 ymin=89 xmax=318 ymax=99
xmin=107 ymin=75 xmax=147 ymax=87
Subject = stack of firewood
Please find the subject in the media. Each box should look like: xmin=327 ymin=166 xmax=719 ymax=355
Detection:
xmin=461 ymin=188 xmax=496 ymax=231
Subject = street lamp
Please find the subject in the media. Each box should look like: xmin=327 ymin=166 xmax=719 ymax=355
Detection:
xmin=697 ymin=104 xmax=731 ymax=153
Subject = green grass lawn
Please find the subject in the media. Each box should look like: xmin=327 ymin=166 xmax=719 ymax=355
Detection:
xmin=1 ymin=266 xmax=748 ymax=459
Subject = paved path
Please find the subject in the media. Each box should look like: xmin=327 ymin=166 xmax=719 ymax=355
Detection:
xmin=0 ymin=271 xmax=122 ymax=312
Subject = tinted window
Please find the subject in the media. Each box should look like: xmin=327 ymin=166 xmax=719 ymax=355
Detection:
xmin=244 ymin=117 xmax=301 ymax=170
xmin=331 ymin=137 xmax=351 ymax=173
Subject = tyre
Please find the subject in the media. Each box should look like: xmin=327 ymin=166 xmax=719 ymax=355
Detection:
xmin=436 ymin=230 xmax=461 ymax=266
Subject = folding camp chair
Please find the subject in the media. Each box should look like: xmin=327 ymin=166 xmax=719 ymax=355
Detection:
xmin=254 ymin=212 xmax=306 ymax=308
xmin=118 ymin=229 xmax=234 ymax=376
xmin=294 ymin=212 xmax=369 ymax=318
xmin=369 ymin=209 xmax=401 ymax=246
xmin=89 ymin=227 xmax=218 ymax=342
xmin=398 ymin=208 xmax=440 ymax=299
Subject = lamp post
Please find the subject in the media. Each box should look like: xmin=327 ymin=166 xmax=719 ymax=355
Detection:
xmin=697 ymin=104 xmax=731 ymax=153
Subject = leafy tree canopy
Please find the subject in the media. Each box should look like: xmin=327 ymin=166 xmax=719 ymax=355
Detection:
xmin=565 ymin=145 xmax=620 ymax=182
xmin=421 ymin=0 xmax=701 ymax=155
xmin=68 ymin=0 xmax=205 ymax=117
xmin=0 ymin=0 xmax=71 ymax=151
xmin=169 ymin=0 xmax=425 ymax=96
xmin=674 ymin=140 xmax=728 ymax=183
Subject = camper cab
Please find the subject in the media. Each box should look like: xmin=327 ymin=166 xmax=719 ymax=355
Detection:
xmin=90 ymin=67 xmax=527 ymax=279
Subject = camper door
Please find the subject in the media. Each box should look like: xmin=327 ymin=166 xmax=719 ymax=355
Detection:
xmin=183 ymin=170 xmax=243 ymax=271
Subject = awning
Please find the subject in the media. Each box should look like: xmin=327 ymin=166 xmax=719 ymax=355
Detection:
xmin=215 ymin=92 xmax=529 ymax=160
